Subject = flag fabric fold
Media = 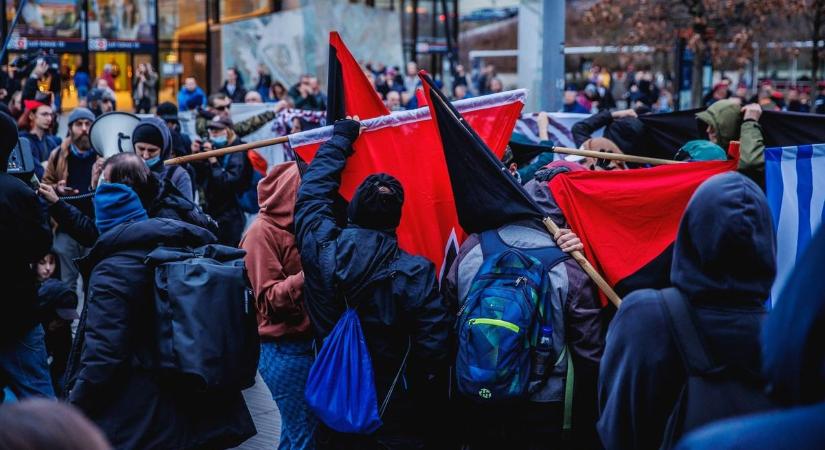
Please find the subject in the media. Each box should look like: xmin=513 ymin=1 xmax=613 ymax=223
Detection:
xmin=766 ymin=143 xmax=825 ymax=305
xmin=549 ymin=157 xmax=738 ymax=303
xmin=417 ymin=71 xmax=544 ymax=235
xmin=326 ymin=31 xmax=389 ymax=122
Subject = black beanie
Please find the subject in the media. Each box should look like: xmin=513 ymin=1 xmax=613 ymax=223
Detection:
xmin=347 ymin=173 xmax=404 ymax=230
xmin=0 ymin=111 xmax=19 ymax=173
xmin=132 ymin=123 xmax=165 ymax=149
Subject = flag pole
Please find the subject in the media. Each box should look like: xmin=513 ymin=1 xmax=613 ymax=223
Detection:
xmin=542 ymin=218 xmax=623 ymax=308
xmin=551 ymin=146 xmax=684 ymax=166
xmin=163 ymin=136 xmax=290 ymax=166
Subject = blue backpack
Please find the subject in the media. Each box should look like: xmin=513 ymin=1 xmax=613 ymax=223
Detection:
xmin=305 ymin=269 xmax=411 ymax=434
xmin=456 ymin=229 xmax=568 ymax=403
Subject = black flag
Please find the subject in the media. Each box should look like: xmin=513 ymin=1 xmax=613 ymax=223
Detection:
xmin=418 ymin=71 xmax=542 ymax=234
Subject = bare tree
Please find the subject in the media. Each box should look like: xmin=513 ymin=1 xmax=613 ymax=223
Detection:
xmin=583 ymin=0 xmax=781 ymax=106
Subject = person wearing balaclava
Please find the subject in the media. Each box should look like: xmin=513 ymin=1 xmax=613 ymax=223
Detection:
xmin=294 ymin=118 xmax=451 ymax=449
xmin=132 ymin=116 xmax=193 ymax=201
xmin=0 ymin=110 xmax=55 ymax=399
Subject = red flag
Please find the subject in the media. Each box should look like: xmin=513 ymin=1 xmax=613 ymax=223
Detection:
xmin=326 ymin=31 xmax=388 ymax=121
xmin=292 ymin=92 xmax=525 ymax=274
xmin=549 ymin=156 xmax=738 ymax=304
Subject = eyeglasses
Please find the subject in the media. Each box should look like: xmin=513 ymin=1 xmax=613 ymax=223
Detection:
xmin=214 ymin=105 xmax=230 ymax=111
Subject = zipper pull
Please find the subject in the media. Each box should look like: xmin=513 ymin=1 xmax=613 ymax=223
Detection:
xmin=515 ymin=276 xmax=526 ymax=286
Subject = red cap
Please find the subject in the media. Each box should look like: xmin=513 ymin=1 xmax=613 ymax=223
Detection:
xmin=23 ymin=99 xmax=47 ymax=112
xmin=770 ymin=91 xmax=784 ymax=100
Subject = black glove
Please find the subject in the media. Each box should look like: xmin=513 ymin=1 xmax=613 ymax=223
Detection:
xmin=332 ymin=119 xmax=361 ymax=142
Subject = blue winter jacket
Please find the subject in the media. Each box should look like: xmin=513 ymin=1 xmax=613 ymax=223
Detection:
xmin=177 ymin=87 xmax=206 ymax=111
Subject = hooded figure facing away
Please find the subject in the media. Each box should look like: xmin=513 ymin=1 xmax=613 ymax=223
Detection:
xmin=240 ymin=161 xmax=319 ymax=449
xmin=294 ymin=119 xmax=452 ymax=449
xmin=675 ymin=227 xmax=825 ymax=450
xmin=597 ymin=172 xmax=776 ymax=450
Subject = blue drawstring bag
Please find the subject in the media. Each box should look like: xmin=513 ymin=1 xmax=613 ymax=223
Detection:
xmin=305 ymin=308 xmax=382 ymax=434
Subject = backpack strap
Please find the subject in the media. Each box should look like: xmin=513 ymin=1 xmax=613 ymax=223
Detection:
xmin=478 ymin=229 xmax=510 ymax=258
xmin=659 ymin=288 xmax=714 ymax=375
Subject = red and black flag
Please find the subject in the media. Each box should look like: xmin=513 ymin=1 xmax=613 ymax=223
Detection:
xmin=548 ymin=152 xmax=738 ymax=303
xmin=417 ymin=71 xmax=544 ymax=234
xmin=292 ymin=88 xmax=524 ymax=276
xmin=325 ymin=31 xmax=388 ymax=122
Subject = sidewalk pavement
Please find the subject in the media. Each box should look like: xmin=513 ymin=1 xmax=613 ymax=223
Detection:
xmin=234 ymin=372 xmax=281 ymax=449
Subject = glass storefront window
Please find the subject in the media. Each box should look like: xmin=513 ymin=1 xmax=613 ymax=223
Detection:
xmin=219 ymin=0 xmax=270 ymax=24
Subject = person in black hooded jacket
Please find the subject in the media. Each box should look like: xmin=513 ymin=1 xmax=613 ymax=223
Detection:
xmin=597 ymin=172 xmax=776 ymax=450
xmin=0 ymin=110 xmax=54 ymax=400
xmin=675 ymin=226 xmax=825 ymax=450
xmin=39 ymin=152 xmax=217 ymax=247
xmin=63 ymin=183 xmax=255 ymax=450
xmin=294 ymin=118 xmax=452 ymax=449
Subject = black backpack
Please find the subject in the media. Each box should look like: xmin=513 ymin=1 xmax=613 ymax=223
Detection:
xmin=658 ymin=288 xmax=775 ymax=449
xmin=144 ymin=244 xmax=259 ymax=392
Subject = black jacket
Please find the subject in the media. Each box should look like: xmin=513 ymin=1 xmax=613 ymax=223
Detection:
xmin=48 ymin=175 xmax=217 ymax=247
xmin=571 ymin=110 xmax=646 ymax=156
xmin=0 ymin=173 xmax=52 ymax=344
xmin=597 ymin=172 xmax=776 ymax=450
xmin=64 ymin=218 xmax=255 ymax=450
xmin=219 ymin=82 xmax=247 ymax=103
xmin=294 ymin=133 xmax=452 ymax=438
xmin=193 ymin=140 xmax=251 ymax=221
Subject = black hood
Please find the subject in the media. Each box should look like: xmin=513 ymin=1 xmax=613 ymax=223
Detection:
xmin=0 ymin=111 xmax=19 ymax=172
xmin=78 ymin=217 xmax=216 ymax=277
xmin=347 ymin=173 xmax=404 ymax=231
xmin=762 ymin=227 xmax=825 ymax=406
xmin=671 ymin=172 xmax=776 ymax=304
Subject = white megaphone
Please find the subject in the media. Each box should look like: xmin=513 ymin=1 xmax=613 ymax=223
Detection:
xmin=89 ymin=111 xmax=140 ymax=158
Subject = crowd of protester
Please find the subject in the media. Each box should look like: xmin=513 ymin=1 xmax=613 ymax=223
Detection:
xmin=0 ymin=54 xmax=824 ymax=450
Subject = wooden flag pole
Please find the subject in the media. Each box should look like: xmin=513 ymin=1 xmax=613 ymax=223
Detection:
xmin=552 ymin=146 xmax=684 ymax=166
xmin=422 ymin=78 xmax=625 ymax=307
xmin=542 ymin=217 xmax=623 ymax=308
xmin=164 ymin=136 xmax=290 ymax=166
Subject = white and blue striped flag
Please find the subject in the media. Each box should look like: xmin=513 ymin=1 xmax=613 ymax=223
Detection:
xmin=766 ymin=143 xmax=825 ymax=305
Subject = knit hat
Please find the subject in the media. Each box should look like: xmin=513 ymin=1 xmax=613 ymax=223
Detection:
xmin=0 ymin=111 xmax=19 ymax=173
xmin=67 ymin=107 xmax=95 ymax=126
xmin=131 ymin=117 xmax=172 ymax=156
xmin=94 ymin=183 xmax=149 ymax=235
xmin=347 ymin=173 xmax=404 ymax=230
xmin=132 ymin=123 xmax=165 ymax=149
xmin=676 ymin=140 xmax=727 ymax=162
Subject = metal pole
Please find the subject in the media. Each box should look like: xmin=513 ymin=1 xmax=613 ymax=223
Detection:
xmin=411 ymin=0 xmax=418 ymax=63
xmin=540 ymin=0 xmax=564 ymax=112
xmin=0 ymin=0 xmax=28 ymax=64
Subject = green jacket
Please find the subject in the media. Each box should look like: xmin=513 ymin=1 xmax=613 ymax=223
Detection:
xmin=696 ymin=99 xmax=765 ymax=187
xmin=195 ymin=110 xmax=277 ymax=138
